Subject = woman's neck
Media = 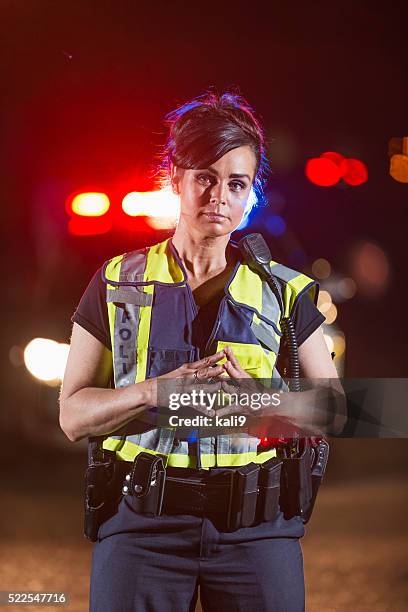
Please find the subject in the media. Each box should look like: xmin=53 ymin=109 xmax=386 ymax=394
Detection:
xmin=171 ymin=229 xmax=232 ymax=279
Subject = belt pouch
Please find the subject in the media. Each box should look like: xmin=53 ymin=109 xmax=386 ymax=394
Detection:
xmin=84 ymin=461 xmax=119 ymax=542
xmin=281 ymin=444 xmax=313 ymax=519
xmin=257 ymin=457 xmax=283 ymax=522
xmin=127 ymin=453 xmax=166 ymax=516
xmin=227 ymin=463 xmax=260 ymax=531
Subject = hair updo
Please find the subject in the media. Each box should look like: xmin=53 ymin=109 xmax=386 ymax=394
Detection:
xmin=159 ymin=90 xmax=270 ymax=206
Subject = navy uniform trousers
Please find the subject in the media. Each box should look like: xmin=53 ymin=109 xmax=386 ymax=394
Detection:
xmin=90 ymin=467 xmax=306 ymax=612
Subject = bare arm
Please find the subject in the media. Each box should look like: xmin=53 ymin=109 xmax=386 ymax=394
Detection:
xmin=59 ymin=323 xmax=154 ymax=442
xmin=59 ymin=323 xmax=227 ymax=443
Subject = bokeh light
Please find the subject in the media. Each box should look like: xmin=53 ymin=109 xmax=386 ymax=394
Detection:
xmin=67 ymin=192 xmax=112 ymax=236
xmin=266 ymin=214 xmax=287 ymax=237
xmin=324 ymin=303 xmax=338 ymax=325
xmin=340 ymin=158 xmax=368 ymax=186
xmin=350 ymin=241 xmax=390 ymax=296
xmin=312 ymin=258 xmax=332 ymax=279
xmin=70 ymin=192 xmax=110 ymax=216
xmin=122 ymin=188 xmax=180 ymax=218
xmin=390 ymin=154 xmax=408 ymax=183
xmin=236 ymin=187 xmax=258 ymax=231
xmin=337 ymin=277 xmax=357 ymax=299
xmin=321 ymin=151 xmax=345 ymax=167
xmin=68 ymin=216 xmax=112 ymax=236
xmin=305 ymin=157 xmax=341 ymax=187
xmin=24 ymin=338 xmax=70 ymax=384
xmin=317 ymin=290 xmax=333 ymax=313
xmin=147 ymin=216 xmax=178 ymax=230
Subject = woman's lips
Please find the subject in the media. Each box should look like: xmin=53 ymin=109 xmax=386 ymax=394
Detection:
xmin=202 ymin=212 xmax=228 ymax=222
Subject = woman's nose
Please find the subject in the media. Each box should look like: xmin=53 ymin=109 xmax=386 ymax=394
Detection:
xmin=209 ymin=183 xmax=227 ymax=205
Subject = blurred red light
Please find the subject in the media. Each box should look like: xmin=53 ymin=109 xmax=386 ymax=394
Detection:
xmin=321 ymin=151 xmax=345 ymax=169
xmin=340 ymin=158 xmax=368 ymax=186
xmin=70 ymin=192 xmax=110 ymax=216
xmin=305 ymin=158 xmax=341 ymax=186
xmin=68 ymin=216 xmax=112 ymax=236
xmin=66 ymin=191 xmax=112 ymax=236
xmin=258 ymin=436 xmax=287 ymax=447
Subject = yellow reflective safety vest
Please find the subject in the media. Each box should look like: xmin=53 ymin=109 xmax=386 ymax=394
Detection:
xmin=101 ymin=238 xmax=319 ymax=468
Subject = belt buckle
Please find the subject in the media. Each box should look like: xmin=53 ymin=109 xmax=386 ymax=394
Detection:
xmin=226 ymin=463 xmax=260 ymax=531
xmin=122 ymin=452 xmax=166 ymax=516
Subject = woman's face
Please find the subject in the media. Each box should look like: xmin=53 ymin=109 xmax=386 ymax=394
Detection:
xmin=172 ymin=145 xmax=257 ymax=237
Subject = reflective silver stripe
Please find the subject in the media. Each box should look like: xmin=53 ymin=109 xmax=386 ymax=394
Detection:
xmin=108 ymin=247 xmax=176 ymax=461
xmin=156 ymin=429 xmax=176 ymax=455
xmin=250 ymin=280 xmax=281 ymax=364
xmin=261 ymin=281 xmax=281 ymax=323
xmin=270 ymin=263 xmax=299 ymax=282
xmin=120 ymin=273 xmax=145 ymax=282
xmin=216 ymin=433 xmax=252 ymax=457
xmin=251 ymin=320 xmax=280 ymax=354
xmin=107 ymin=289 xmax=153 ymax=306
xmin=119 ymin=251 xmax=149 ymax=282
xmin=198 ymin=436 xmax=215 ymax=459
xmin=170 ymin=439 xmax=189 ymax=455
xmin=113 ymin=303 xmax=139 ymax=388
xmin=216 ymin=434 xmax=231 ymax=456
xmin=112 ymin=250 xmax=148 ymax=388
xmin=124 ymin=430 xmax=175 ymax=457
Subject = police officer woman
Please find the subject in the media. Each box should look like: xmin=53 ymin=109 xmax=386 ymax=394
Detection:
xmin=60 ymin=91 xmax=343 ymax=612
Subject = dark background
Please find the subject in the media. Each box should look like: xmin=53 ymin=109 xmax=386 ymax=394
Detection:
xmin=2 ymin=0 xmax=408 ymax=375
xmin=1 ymin=2 xmax=407 ymax=610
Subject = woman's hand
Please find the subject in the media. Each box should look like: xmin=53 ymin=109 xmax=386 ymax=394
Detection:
xmin=149 ymin=350 xmax=227 ymax=417
xmin=215 ymin=346 xmax=273 ymax=417
xmin=214 ymin=347 xmax=302 ymax=437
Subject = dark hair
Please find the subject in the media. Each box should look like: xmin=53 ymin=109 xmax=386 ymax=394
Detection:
xmin=158 ymin=89 xmax=270 ymax=205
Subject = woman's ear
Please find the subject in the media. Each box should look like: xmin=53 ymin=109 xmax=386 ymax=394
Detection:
xmin=171 ymin=165 xmax=182 ymax=195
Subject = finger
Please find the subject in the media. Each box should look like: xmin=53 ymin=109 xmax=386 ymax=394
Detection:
xmin=223 ymin=360 xmax=237 ymax=373
xmin=189 ymin=350 xmax=226 ymax=369
xmin=197 ymin=364 xmax=225 ymax=380
xmin=223 ymin=346 xmax=241 ymax=368
xmin=222 ymin=359 xmax=242 ymax=378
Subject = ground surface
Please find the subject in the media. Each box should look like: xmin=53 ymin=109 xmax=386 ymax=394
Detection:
xmin=1 ymin=456 xmax=407 ymax=612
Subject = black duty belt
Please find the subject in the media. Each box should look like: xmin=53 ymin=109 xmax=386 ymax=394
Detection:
xmin=84 ymin=441 xmax=329 ymax=541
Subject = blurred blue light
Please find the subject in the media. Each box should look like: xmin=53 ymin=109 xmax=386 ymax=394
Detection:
xmin=236 ymin=187 xmax=258 ymax=230
xmin=266 ymin=215 xmax=286 ymax=236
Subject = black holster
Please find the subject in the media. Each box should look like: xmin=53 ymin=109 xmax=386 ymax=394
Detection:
xmin=84 ymin=446 xmax=167 ymax=541
xmin=84 ymin=440 xmax=122 ymax=542
xmin=280 ymin=438 xmax=330 ymax=523
xmin=84 ymin=461 xmax=121 ymax=542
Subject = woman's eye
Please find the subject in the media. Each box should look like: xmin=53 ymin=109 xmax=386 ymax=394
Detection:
xmin=230 ymin=181 xmax=245 ymax=192
xmin=197 ymin=174 xmax=212 ymax=185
